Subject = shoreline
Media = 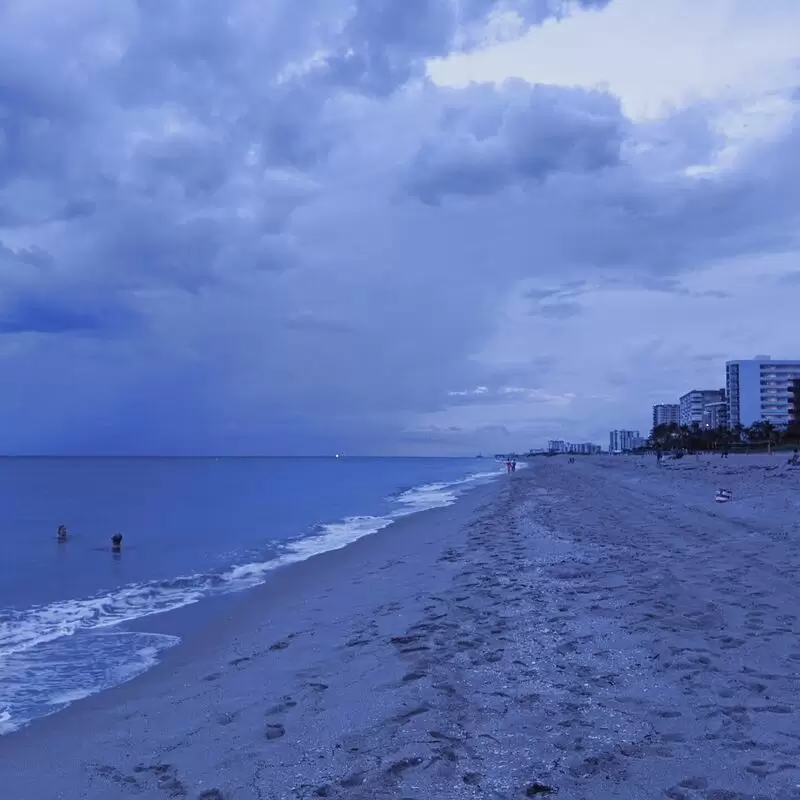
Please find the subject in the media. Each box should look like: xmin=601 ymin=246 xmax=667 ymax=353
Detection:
xmin=4 ymin=456 xmax=800 ymax=799
xmin=0 ymin=472 xmax=504 ymax=748
xmin=0 ymin=462 xmax=502 ymax=739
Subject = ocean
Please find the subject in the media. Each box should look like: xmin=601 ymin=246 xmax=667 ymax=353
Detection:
xmin=0 ymin=456 xmax=503 ymax=735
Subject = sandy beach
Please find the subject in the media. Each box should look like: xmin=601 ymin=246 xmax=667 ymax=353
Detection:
xmin=4 ymin=454 xmax=800 ymax=799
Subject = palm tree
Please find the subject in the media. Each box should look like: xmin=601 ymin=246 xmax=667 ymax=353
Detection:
xmin=742 ymin=420 xmax=784 ymax=452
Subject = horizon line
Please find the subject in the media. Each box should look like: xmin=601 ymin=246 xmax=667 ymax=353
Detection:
xmin=0 ymin=454 xmax=492 ymax=459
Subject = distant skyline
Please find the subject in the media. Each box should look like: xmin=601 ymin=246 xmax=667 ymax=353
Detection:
xmin=1 ymin=0 xmax=799 ymax=455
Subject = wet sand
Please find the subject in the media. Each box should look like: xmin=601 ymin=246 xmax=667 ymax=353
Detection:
xmin=3 ymin=454 xmax=800 ymax=799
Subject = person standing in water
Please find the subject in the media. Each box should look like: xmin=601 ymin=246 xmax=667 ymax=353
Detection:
xmin=111 ymin=533 xmax=123 ymax=551
xmin=56 ymin=525 xmax=68 ymax=542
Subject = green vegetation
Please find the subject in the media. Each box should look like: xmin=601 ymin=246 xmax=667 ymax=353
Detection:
xmin=646 ymin=418 xmax=800 ymax=454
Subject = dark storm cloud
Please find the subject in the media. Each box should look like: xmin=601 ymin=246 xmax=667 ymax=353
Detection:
xmin=321 ymin=0 xmax=457 ymax=95
xmin=0 ymin=0 xmax=797 ymax=453
xmin=406 ymin=81 xmax=625 ymax=203
xmin=0 ymin=241 xmax=138 ymax=336
xmin=312 ymin=0 xmax=614 ymax=97
xmin=0 ymin=293 xmax=131 ymax=336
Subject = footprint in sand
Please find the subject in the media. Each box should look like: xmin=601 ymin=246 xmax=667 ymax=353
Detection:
xmin=392 ymin=705 xmax=430 ymax=725
xmin=266 ymin=698 xmax=297 ymax=716
xmin=133 ymin=763 xmax=188 ymax=797
xmin=338 ymin=771 xmax=366 ymax=788
xmin=525 ymin=782 xmax=556 ymax=795
xmin=265 ymin=723 xmax=286 ymax=740
xmin=385 ymin=757 xmax=424 ymax=778
xmin=344 ymin=637 xmax=372 ymax=648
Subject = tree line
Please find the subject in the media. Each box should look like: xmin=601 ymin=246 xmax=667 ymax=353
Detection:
xmin=647 ymin=418 xmax=800 ymax=453
xmin=645 ymin=382 xmax=800 ymax=453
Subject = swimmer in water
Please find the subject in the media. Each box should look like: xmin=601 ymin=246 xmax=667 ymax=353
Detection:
xmin=57 ymin=525 xmax=68 ymax=542
xmin=111 ymin=532 xmax=123 ymax=551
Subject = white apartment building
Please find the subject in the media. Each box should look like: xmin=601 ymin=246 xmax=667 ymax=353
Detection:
xmin=568 ymin=442 xmax=602 ymax=455
xmin=702 ymin=401 xmax=728 ymax=430
xmin=547 ymin=440 xmax=567 ymax=454
xmin=679 ymin=389 xmax=725 ymax=426
xmin=652 ymin=403 xmax=680 ymax=429
xmin=609 ymin=429 xmax=640 ymax=453
xmin=726 ymin=356 xmax=800 ymax=428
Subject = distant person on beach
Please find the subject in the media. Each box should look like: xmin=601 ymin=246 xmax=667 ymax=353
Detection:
xmin=511 ymin=459 xmax=517 ymax=472
xmin=111 ymin=533 xmax=123 ymax=551
xmin=505 ymin=459 xmax=512 ymax=473
xmin=656 ymin=450 xmax=663 ymax=464
xmin=789 ymin=449 xmax=799 ymax=466
xmin=57 ymin=525 xmax=68 ymax=542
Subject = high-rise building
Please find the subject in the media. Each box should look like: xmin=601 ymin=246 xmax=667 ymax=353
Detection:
xmin=726 ymin=356 xmax=800 ymax=428
xmin=609 ymin=429 xmax=641 ymax=453
xmin=652 ymin=403 xmax=680 ymax=429
xmin=791 ymin=379 xmax=800 ymax=427
xmin=547 ymin=440 xmax=567 ymax=454
xmin=568 ymin=442 xmax=602 ymax=454
xmin=679 ymin=389 xmax=725 ymax=426
xmin=702 ymin=401 xmax=728 ymax=430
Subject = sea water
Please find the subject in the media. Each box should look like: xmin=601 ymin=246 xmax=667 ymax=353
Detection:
xmin=0 ymin=457 xmax=502 ymax=734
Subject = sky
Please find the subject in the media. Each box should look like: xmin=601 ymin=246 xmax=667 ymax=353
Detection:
xmin=0 ymin=0 xmax=799 ymax=455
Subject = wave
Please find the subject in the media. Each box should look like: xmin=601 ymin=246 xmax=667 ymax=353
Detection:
xmin=0 ymin=465 xmax=501 ymax=668
xmin=0 ymin=631 xmax=179 ymax=735
xmin=205 ymin=469 xmax=501 ymax=591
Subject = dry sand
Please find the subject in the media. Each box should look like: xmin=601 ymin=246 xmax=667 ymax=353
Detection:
xmin=3 ymin=454 xmax=800 ymax=799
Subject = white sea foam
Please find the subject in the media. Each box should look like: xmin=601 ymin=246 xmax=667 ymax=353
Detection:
xmin=0 ymin=465 xmax=503 ymax=673
xmin=0 ymin=709 xmax=14 ymax=736
xmin=0 ymin=631 xmax=179 ymax=734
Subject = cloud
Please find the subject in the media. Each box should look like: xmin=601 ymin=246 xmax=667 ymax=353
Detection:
xmin=405 ymin=80 xmax=625 ymax=202
xmin=448 ymin=385 xmax=490 ymax=397
xmin=0 ymin=292 xmax=134 ymax=336
xmin=317 ymin=0 xmax=614 ymax=97
xmin=533 ymin=301 xmax=582 ymax=319
xmin=776 ymin=270 xmax=800 ymax=285
xmin=0 ymin=0 xmax=798 ymax=454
